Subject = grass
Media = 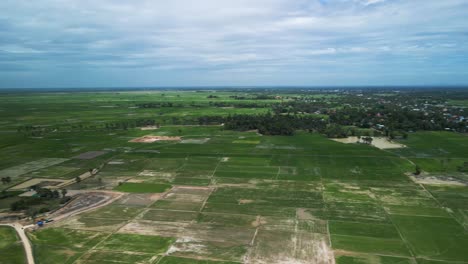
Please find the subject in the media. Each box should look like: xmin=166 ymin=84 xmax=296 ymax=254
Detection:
xmin=335 ymin=254 xmax=414 ymax=264
xmin=329 ymin=221 xmax=400 ymax=239
xmin=1 ymin=91 xmax=467 ymax=263
xmin=77 ymin=251 xmax=157 ymax=264
xmin=0 ymin=226 xmax=26 ymax=264
xmin=96 ymin=233 xmax=175 ymax=254
xmin=113 ymin=182 xmax=172 ymax=193
xmin=331 ymin=234 xmax=412 ymax=256
xmin=391 ymin=215 xmax=468 ymax=261
xmin=159 ymin=256 xmax=239 ymax=264
xmin=28 ymin=228 xmax=108 ymax=264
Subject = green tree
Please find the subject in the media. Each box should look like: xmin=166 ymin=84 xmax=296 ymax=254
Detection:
xmin=415 ymin=165 xmax=422 ymax=175
xmin=61 ymin=189 xmax=67 ymax=198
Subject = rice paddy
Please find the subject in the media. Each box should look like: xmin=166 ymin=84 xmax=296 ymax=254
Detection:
xmin=0 ymin=90 xmax=467 ymax=264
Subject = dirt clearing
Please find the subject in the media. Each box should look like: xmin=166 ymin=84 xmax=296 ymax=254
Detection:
xmin=409 ymin=174 xmax=467 ymax=186
xmin=129 ymin=135 xmax=181 ymax=143
xmin=246 ymin=230 xmax=334 ymax=264
xmin=331 ymin=137 xmax=406 ymax=149
xmin=140 ymin=126 xmax=159 ymax=130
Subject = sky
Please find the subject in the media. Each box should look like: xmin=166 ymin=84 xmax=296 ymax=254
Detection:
xmin=0 ymin=0 xmax=468 ymax=88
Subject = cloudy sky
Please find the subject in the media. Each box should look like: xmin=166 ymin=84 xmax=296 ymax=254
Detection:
xmin=1 ymin=0 xmax=468 ymax=88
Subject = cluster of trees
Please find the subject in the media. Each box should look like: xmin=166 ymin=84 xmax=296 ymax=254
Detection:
xmin=327 ymin=106 xmax=466 ymax=132
xmin=136 ymin=102 xmax=175 ymax=108
xmin=1 ymin=177 xmax=12 ymax=184
xmin=458 ymin=162 xmax=468 ymax=173
xmin=229 ymin=94 xmax=276 ymax=100
xmin=103 ymin=119 xmax=159 ymax=131
xmin=10 ymin=187 xmax=69 ymax=215
xmin=199 ymin=113 xmax=327 ymax=136
xmin=269 ymin=89 xmax=467 ymax=134
xmin=16 ymin=125 xmax=59 ymax=137
xmin=272 ymin=101 xmax=330 ymax=115
xmin=208 ymin=102 xmax=267 ymax=108
xmin=199 ymin=113 xmax=407 ymax=138
xmin=0 ymin=190 xmax=19 ymax=199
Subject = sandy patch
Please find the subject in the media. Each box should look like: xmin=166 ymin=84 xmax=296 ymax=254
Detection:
xmin=140 ymin=126 xmax=159 ymax=130
xmin=116 ymin=193 xmax=160 ymax=206
xmin=296 ymin=208 xmax=314 ymax=220
xmin=331 ymin=137 xmax=406 ymax=149
xmin=221 ymin=157 xmax=230 ymax=162
xmin=252 ymin=216 xmax=268 ymax=228
xmin=130 ymin=135 xmax=181 ymax=143
xmin=239 ymin=199 xmax=254 ymax=205
xmin=108 ymin=160 xmax=125 ymax=165
xmin=409 ymin=174 xmax=466 ymax=186
xmin=127 ymin=179 xmax=145 ymax=183
xmin=246 ymin=230 xmax=334 ymax=264
xmin=139 ymin=170 xmax=175 ymax=178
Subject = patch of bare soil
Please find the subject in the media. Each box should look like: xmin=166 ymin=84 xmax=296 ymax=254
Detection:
xmin=296 ymin=208 xmax=314 ymax=220
xmin=246 ymin=230 xmax=334 ymax=264
xmin=119 ymin=220 xmax=254 ymax=245
xmin=127 ymin=179 xmax=145 ymax=183
xmin=129 ymin=135 xmax=181 ymax=143
xmin=138 ymin=170 xmax=175 ymax=178
xmin=116 ymin=193 xmax=159 ymax=206
xmin=331 ymin=137 xmax=406 ymax=149
xmin=239 ymin=199 xmax=254 ymax=205
xmin=251 ymin=216 xmax=267 ymax=228
xmin=140 ymin=126 xmax=159 ymax=130
xmin=409 ymin=174 xmax=466 ymax=186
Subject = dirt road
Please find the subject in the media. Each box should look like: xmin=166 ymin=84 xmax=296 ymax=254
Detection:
xmin=0 ymin=223 xmax=35 ymax=264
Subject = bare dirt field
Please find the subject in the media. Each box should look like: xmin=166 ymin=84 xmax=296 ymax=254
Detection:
xmin=116 ymin=193 xmax=161 ymax=206
xmin=409 ymin=174 xmax=467 ymax=186
xmin=331 ymin=137 xmax=406 ymax=149
xmin=140 ymin=126 xmax=159 ymax=130
xmin=129 ymin=135 xmax=181 ymax=143
xmin=246 ymin=230 xmax=334 ymax=264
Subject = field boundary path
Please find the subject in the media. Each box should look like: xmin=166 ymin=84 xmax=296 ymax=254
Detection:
xmin=0 ymin=223 xmax=35 ymax=264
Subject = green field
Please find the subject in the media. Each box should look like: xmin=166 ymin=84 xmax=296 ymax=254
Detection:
xmin=114 ymin=182 xmax=172 ymax=193
xmin=0 ymin=226 xmax=26 ymax=264
xmin=1 ymin=90 xmax=467 ymax=264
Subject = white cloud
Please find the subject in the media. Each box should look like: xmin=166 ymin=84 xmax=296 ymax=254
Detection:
xmin=0 ymin=0 xmax=467 ymax=86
